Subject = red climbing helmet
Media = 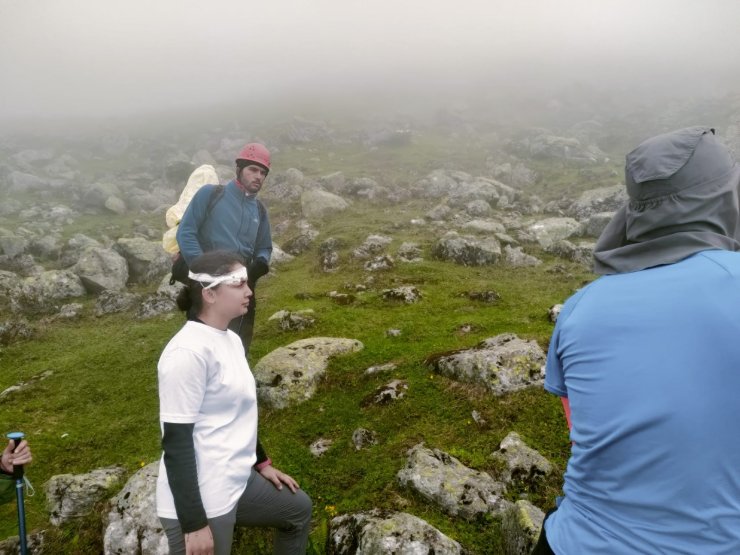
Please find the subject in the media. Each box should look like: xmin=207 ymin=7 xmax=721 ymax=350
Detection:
xmin=236 ymin=143 xmax=271 ymax=171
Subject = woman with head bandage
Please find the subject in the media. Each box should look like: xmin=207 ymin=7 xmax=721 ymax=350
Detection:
xmin=155 ymin=251 xmax=312 ymax=555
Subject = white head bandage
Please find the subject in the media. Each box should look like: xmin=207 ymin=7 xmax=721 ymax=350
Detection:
xmin=188 ymin=266 xmax=248 ymax=289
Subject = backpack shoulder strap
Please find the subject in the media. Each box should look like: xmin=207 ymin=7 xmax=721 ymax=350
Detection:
xmin=205 ymin=184 xmax=225 ymax=218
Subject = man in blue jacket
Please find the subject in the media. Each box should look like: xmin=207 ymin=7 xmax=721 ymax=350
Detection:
xmin=176 ymin=143 xmax=272 ymax=356
xmin=536 ymin=127 xmax=740 ymax=554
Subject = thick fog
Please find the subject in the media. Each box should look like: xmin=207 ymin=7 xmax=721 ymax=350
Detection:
xmin=2 ymin=0 xmax=740 ymax=124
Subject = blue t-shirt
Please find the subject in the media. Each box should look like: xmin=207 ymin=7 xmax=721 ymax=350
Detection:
xmin=545 ymin=250 xmax=740 ymax=554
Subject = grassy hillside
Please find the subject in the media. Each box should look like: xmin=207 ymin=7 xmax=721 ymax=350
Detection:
xmin=0 ymin=199 xmax=594 ymax=553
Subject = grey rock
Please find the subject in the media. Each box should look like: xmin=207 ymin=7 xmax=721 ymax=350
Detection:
xmin=95 ymin=290 xmax=140 ymax=316
xmin=135 ymin=293 xmax=177 ymax=319
xmin=428 ymin=333 xmax=546 ymax=396
xmin=397 ymin=443 xmax=512 ymax=519
xmin=114 ymin=238 xmax=170 ymax=285
xmin=0 ymin=370 xmax=53 ymax=400
xmin=527 ymin=218 xmax=582 ymax=248
xmin=9 ymin=170 xmax=48 ymax=192
xmin=364 ymin=255 xmax=394 ymax=272
xmin=501 ymin=500 xmax=546 ymax=555
xmin=105 ymin=196 xmax=127 ymax=215
xmin=60 ymin=233 xmax=102 ymax=268
xmin=491 ymin=432 xmax=553 ymax=486
xmin=465 ymin=290 xmax=501 ymax=303
xmin=310 ymin=438 xmax=333 ymax=457
xmin=301 ymin=189 xmax=350 ymax=220
xmin=329 ymin=509 xmax=464 ymax=555
xmin=282 ymin=227 xmax=319 ymax=256
xmin=431 ymin=231 xmax=501 ymax=266
xmin=0 ymin=530 xmax=46 ymax=554
xmin=568 ymin=184 xmax=627 ymax=220
xmin=364 ymin=362 xmax=397 ymax=376
xmin=46 ymin=466 xmax=127 ymax=526
xmin=503 ymin=245 xmax=542 ymax=267
xmin=29 ymin=234 xmax=62 ymax=260
xmin=426 ymin=203 xmax=452 ymax=221
xmin=464 ymin=199 xmax=492 ymax=217
xmin=381 ymin=286 xmax=421 ymax=304
xmin=271 ymin=244 xmax=295 ymax=264
xmin=268 ymin=309 xmax=316 ymax=331
xmin=0 ymin=318 xmax=34 ymax=346
xmin=353 ymin=235 xmax=392 ymax=259
xmin=19 ymin=270 xmax=86 ymax=312
xmin=548 ymin=304 xmax=562 ymax=323
xmin=462 ymin=219 xmax=506 ymax=234
xmin=362 ymin=379 xmax=408 ymax=407
xmin=583 ymin=211 xmax=615 ymax=238
xmin=352 ymin=428 xmax=379 ymax=450
xmin=544 ymin=240 xmax=594 ymax=265
xmin=73 ymin=247 xmax=129 ymax=293
xmin=386 ymin=328 xmax=402 ymax=337
xmin=56 ymin=303 xmax=84 ymax=320
xmin=397 ymin=242 xmax=422 ymax=263
xmin=103 ymin=462 xmax=169 ymax=555
xmin=0 ymin=234 xmax=29 ymax=257
xmin=253 ymin=337 xmax=364 ymax=409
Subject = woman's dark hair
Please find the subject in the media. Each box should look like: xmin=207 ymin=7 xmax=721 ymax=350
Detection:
xmin=176 ymin=251 xmax=245 ymax=315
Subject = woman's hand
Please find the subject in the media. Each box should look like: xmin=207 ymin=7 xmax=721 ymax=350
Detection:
xmin=258 ymin=465 xmax=300 ymax=493
xmin=1 ymin=439 xmax=32 ymax=474
xmin=185 ymin=525 xmax=214 ymax=555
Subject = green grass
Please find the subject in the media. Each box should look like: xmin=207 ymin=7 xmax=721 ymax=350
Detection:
xmin=0 ymin=201 xmax=593 ymax=552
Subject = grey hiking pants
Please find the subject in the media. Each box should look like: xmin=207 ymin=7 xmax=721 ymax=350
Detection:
xmin=160 ymin=470 xmax=312 ymax=555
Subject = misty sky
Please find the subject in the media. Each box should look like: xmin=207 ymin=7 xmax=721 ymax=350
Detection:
xmin=2 ymin=0 xmax=740 ymax=121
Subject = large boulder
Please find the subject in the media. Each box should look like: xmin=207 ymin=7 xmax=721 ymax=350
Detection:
xmin=568 ymin=184 xmax=627 ymax=220
xmin=490 ymin=432 xmax=553 ymax=487
xmin=328 ymin=509 xmax=464 ymax=555
xmin=427 ymin=333 xmax=546 ymax=396
xmin=501 ymin=500 xmax=546 ymax=555
xmin=526 ymin=218 xmax=581 ymax=248
xmin=301 ymin=189 xmax=350 ymax=220
xmin=431 ymin=231 xmax=501 ymax=266
xmin=103 ymin=462 xmax=168 ymax=555
xmin=60 ymin=233 xmax=102 ymax=268
xmin=19 ymin=270 xmax=86 ymax=312
xmin=114 ymin=238 xmax=170 ymax=285
xmin=45 ymin=466 xmax=128 ymax=526
xmin=73 ymin=247 xmax=129 ymax=293
xmin=253 ymin=337 xmax=363 ymax=409
xmin=397 ymin=443 xmax=512 ymax=520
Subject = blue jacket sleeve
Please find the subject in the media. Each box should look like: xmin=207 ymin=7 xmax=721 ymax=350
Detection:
xmin=253 ymin=206 xmax=272 ymax=264
xmin=176 ymin=187 xmax=213 ymax=266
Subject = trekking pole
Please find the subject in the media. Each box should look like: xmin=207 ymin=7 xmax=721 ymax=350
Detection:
xmin=6 ymin=432 xmax=28 ymax=555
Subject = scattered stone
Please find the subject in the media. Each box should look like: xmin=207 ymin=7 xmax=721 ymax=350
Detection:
xmin=271 ymin=244 xmax=295 ymax=265
xmin=568 ymin=184 xmax=627 ymax=220
xmin=362 ymin=379 xmax=408 ymax=407
xmin=73 ymin=247 xmax=129 ymax=293
xmin=268 ymin=309 xmax=316 ymax=331
xmin=364 ymin=362 xmax=397 ymax=376
xmin=282 ymin=227 xmax=320 ymax=256
xmin=501 ymin=500 xmax=546 ymax=555
xmin=135 ymin=293 xmax=177 ymax=320
xmin=397 ymin=444 xmax=512 ymax=519
xmin=466 ymin=290 xmax=501 ymax=303
xmin=504 ymin=245 xmax=542 ymax=267
xmin=46 ymin=466 xmax=128 ymax=526
xmin=364 ymin=255 xmax=394 ymax=272
xmin=103 ymin=462 xmax=168 ymax=555
xmin=397 ymin=242 xmax=422 ymax=263
xmin=253 ymin=337 xmax=364 ymax=409
xmin=427 ymin=333 xmax=546 ymax=396
xmin=386 ymin=329 xmax=402 ymax=337
xmin=329 ymin=509 xmax=464 ymax=555
xmin=471 ymin=410 xmax=487 ymax=427
xmin=351 ymin=428 xmax=379 ymax=450
xmin=527 ymin=218 xmax=582 ymax=248
xmin=548 ymin=304 xmax=563 ymax=323
xmin=327 ymin=291 xmax=355 ymax=305
xmin=381 ymin=286 xmax=421 ymax=304
xmin=544 ymin=240 xmax=594 ymax=265
xmin=55 ymin=303 xmax=84 ymax=320
xmin=491 ymin=432 xmax=553 ymax=487
xmin=319 ymin=237 xmax=343 ymax=272
xmin=301 ymin=189 xmax=350 ymax=220
xmin=583 ymin=211 xmax=615 ymax=238
xmin=95 ymin=290 xmax=140 ymax=316
xmin=432 ymin=231 xmax=501 ymax=266
xmin=114 ymin=238 xmax=170 ymax=285
xmin=463 ymin=219 xmax=506 ymax=234
xmin=310 ymin=438 xmax=333 ymax=457
xmin=0 ymin=531 xmax=47 ymax=554
xmin=0 ymin=370 xmax=53 ymax=400
xmin=0 ymin=318 xmax=34 ymax=346
xmin=19 ymin=270 xmax=86 ymax=312
xmin=353 ymin=235 xmax=392 ymax=259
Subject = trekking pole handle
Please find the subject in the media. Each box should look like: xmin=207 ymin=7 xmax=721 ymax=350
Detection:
xmin=6 ymin=432 xmax=25 ymax=480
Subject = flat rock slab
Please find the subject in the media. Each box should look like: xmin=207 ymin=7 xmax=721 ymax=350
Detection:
xmin=397 ymin=443 xmax=512 ymax=520
xmin=253 ymin=337 xmax=363 ymax=409
xmin=427 ymin=333 xmax=545 ymax=396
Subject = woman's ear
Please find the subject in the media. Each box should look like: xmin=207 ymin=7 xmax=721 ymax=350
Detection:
xmin=202 ymin=287 xmax=218 ymax=305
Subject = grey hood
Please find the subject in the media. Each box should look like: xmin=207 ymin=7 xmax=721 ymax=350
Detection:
xmin=593 ymin=126 xmax=740 ymax=274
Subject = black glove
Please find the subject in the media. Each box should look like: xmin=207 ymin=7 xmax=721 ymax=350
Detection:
xmin=247 ymin=258 xmax=270 ymax=283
